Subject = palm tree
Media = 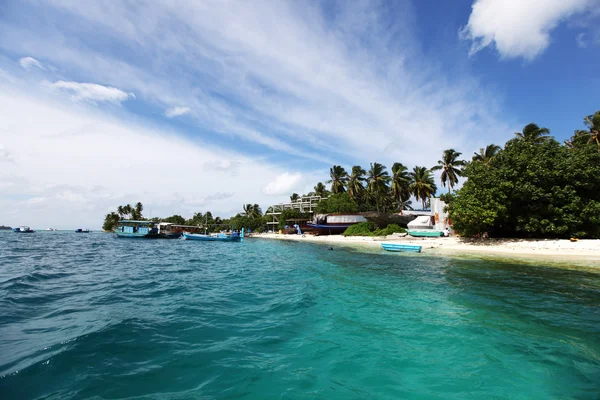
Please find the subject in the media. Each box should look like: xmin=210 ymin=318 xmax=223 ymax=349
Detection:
xmin=251 ymin=204 xmax=262 ymax=218
xmin=243 ymin=203 xmax=252 ymax=216
xmin=117 ymin=205 xmax=125 ymax=218
xmin=326 ymin=165 xmax=348 ymax=194
xmin=515 ymin=123 xmax=551 ymax=144
xmin=347 ymin=165 xmax=366 ymax=201
xmin=410 ymin=166 xmax=437 ymax=209
xmin=564 ymin=130 xmax=589 ymax=149
xmin=390 ymin=162 xmax=411 ymax=210
xmin=314 ymin=182 xmax=327 ymax=198
xmin=431 ymin=149 xmax=466 ymax=193
xmin=290 ymin=193 xmax=300 ymax=202
xmin=135 ymin=202 xmax=143 ymax=216
xmin=472 ymin=144 xmax=501 ymax=164
xmin=583 ymin=111 xmax=600 ymax=150
xmin=366 ymin=162 xmax=390 ymax=212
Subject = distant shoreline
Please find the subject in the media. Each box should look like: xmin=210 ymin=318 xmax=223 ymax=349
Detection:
xmin=251 ymin=233 xmax=600 ymax=267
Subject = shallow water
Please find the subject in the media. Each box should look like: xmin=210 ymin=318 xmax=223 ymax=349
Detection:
xmin=1 ymin=231 xmax=599 ymax=399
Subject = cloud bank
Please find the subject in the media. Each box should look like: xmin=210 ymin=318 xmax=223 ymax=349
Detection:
xmin=0 ymin=87 xmax=311 ymax=229
xmin=461 ymin=0 xmax=595 ymax=60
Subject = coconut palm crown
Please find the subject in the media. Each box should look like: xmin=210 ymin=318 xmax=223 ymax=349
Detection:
xmin=431 ymin=149 xmax=466 ymax=193
xmin=515 ymin=123 xmax=551 ymax=144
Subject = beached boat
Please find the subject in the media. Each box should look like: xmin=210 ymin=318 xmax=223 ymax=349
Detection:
xmin=381 ymin=243 xmax=422 ymax=253
xmin=183 ymin=228 xmax=244 ymax=242
xmin=406 ymin=215 xmax=443 ymax=237
xmin=407 ymin=229 xmax=443 ymax=237
xmin=307 ymin=214 xmax=367 ymax=235
xmin=13 ymin=226 xmax=35 ymax=233
xmin=75 ymin=229 xmax=90 ymax=233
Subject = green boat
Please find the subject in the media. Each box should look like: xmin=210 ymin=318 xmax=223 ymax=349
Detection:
xmin=407 ymin=229 xmax=443 ymax=237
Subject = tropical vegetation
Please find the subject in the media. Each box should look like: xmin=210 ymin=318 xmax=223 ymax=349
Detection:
xmin=449 ymin=112 xmax=600 ymax=238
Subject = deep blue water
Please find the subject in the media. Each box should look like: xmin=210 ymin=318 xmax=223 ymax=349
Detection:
xmin=0 ymin=231 xmax=599 ymax=399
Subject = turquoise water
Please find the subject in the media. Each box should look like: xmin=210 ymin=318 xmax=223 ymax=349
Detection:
xmin=1 ymin=232 xmax=599 ymax=399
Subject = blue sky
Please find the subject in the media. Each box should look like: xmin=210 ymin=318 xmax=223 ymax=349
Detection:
xmin=0 ymin=0 xmax=598 ymax=229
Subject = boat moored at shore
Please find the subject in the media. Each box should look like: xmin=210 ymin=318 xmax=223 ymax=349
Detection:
xmin=183 ymin=228 xmax=244 ymax=242
xmin=381 ymin=243 xmax=422 ymax=253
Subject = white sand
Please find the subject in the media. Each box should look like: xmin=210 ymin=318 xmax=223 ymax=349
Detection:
xmin=250 ymin=233 xmax=600 ymax=266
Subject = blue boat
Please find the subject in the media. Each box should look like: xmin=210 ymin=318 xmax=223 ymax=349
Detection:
xmin=75 ymin=229 xmax=90 ymax=233
xmin=183 ymin=228 xmax=244 ymax=242
xmin=381 ymin=243 xmax=422 ymax=253
xmin=13 ymin=226 xmax=35 ymax=233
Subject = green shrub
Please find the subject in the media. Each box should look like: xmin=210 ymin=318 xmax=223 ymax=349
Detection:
xmin=343 ymin=222 xmax=376 ymax=236
xmin=373 ymin=224 xmax=406 ymax=236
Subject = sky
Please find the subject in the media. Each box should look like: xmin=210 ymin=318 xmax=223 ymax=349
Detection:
xmin=0 ymin=0 xmax=599 ymax=229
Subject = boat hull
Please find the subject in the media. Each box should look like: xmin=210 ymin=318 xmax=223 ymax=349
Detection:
xmin=115 ymin=232 xmax=181 ymax=239
xmin=306 ymin=223 xmax=353 ymax=235
xmin=407 ymin=229 xmax=442 ymax=237
xmin=182 ymin=233 xmax=242 ymax=242
xmin=381 ymin=243 xmax=422 ymax=253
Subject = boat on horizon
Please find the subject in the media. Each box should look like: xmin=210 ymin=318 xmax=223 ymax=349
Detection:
xmin=0 ymin=225 xmax=12 ymax=231
xmin=13 ymin=226 xmax=35 ymax=233
xmin=46 ymin=228 xmax=57 ymax=231
xmin=75 ymin=229 xmax=90 ymax=233
xmin=183 ymin=228 xmax=244 ymax=242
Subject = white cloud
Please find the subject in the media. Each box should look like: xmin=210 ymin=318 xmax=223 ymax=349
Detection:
xmin=164 ymin=106 xmax=191 ymax=118
xmin=461 ymin=0 xmax=595 ymax=60
xmin=263 ymin=173 xmax=303 ymax=196
xmin=48 ymin=80 xmax=135 ymax=105
xmin=576 ymin=32 xmax=587 ymax=48
xmin=0 ymin=86 xmax=305 ymax=229
xmin=18 ymin=56 xmax=45 ymax=71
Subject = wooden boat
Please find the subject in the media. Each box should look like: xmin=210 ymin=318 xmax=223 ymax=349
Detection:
xmin=183 ymin=228 xmax=244 ymax=242
xmin=407 ymin=229 xmax=443 ymax=237
xmin=13 ymin=226 xmax=35 ymax=233
xmin=306 ymin=223 xmax=355 ymax=235
xmin=115 ymin=220 xmax=181 ymax=239
xmin=381 ymin=243 xmax=422 ymax=253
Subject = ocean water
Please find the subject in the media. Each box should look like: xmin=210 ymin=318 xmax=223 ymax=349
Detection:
xmin=1 ymin=232 xmax=599 ymax=399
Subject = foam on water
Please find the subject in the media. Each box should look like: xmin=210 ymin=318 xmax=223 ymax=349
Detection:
xmin=1 ymin=231 xmax=599 ymax=399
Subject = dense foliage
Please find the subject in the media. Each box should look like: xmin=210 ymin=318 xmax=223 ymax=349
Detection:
xmin=316 ymin=193 xmax=358 ymax=213
xmin=450 ymin=114 xmax=600 ymax=238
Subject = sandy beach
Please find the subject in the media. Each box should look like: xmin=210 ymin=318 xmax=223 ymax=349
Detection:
xmin=251 ymin=233 xmax=600 ymax=266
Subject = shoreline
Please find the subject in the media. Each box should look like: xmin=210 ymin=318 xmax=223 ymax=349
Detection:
xmin=250 ymin=233 xmax=600 ymax=267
